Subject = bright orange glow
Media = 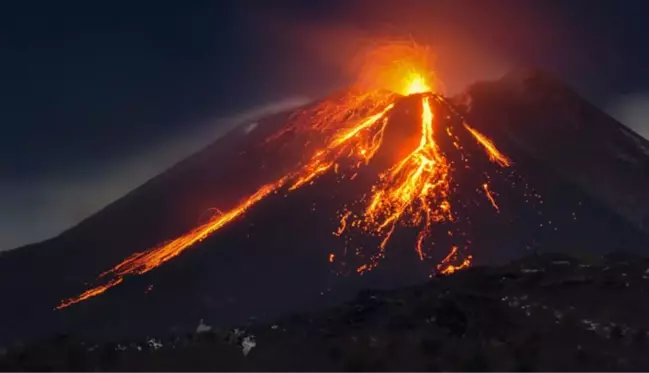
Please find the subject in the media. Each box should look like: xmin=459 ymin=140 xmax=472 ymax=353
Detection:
xmin=264 ymin=41 xmax=435 ymax=144
xmin=437 ymin=246 xmax=472 ymax=275
xmin=463 ymin=123 xmax=511 ymax=167
xmin=347 ymin=40 xmax=438 ymax=96
xmin=55 ymin=278 xmax=123 ymax=310
xmin=289 ymin=103 xmax=395 ymax=191
xmin=334 ymin=211 xmax=352 ymax=237
xmin=404 ymin=74 xmax=432 ymax=95
xmin=56 ymin=41 xmax=514 ymax=309
xmin=57 ymin=99 xmax=396 ymax=310
xmin=55 ymin=180 xmax=287 ymax=309
xmin=350 ymin=96 xmax=451 ymax=271
xmin=483 ymin=183 xmax=500 ymax=212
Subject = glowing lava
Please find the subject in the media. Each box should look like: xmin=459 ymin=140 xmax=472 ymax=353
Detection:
xmin=483 ymin=183 xmax=500 ymax=212
xmin=56 ymin=41 xmax=512 ymax=309
xmin=404 ymin=74 xmax=432 ymax=95
xmin=55 ymin=179 xmax=288 ymax=309
xmin=464 ymin=123 xmax=511 ymax=167
xmin=347 ymin=96 xmax=451 ymax=269
xmin=348 ymin=40 xmax=438 ymax=96
xmin=55 ymin=278 xmax=123 ymax=310
xmin=437 ymin=246 xmax=472 ymax=275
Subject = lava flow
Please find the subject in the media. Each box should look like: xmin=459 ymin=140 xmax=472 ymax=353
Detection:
xmin=55 ymin=180 xmax=288 ymax=309
xmin=56 ymin=41 xmax=511 ymax=309
xmin=348 ymin=96 xmax=452 ymax=270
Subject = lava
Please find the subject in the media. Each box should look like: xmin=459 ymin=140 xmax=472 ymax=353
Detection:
xmin=287 ymin=103 xmax=395 ymax=192
xmin=483 ymin=183 xmax=500 ymax=212
xmin=55 ymin=180 xmax=287 ymax=309
xmin=55 ymin=278 xmax=123 ymax=310
xmin=436 ymin=246 xmax=472 ymax=275
xmin=334 ymin=211 xmax=352 ymax=237
xmin=344 ymin=96 xmax=452 ymax=269
xmin=264 ymin=41 xmax=433 ymax=143
xmin=463 ymin=123 xmax=511 ymax=167
xmin=348 ymin=40 xmax=437 ymax=95
xmin=56 ymin=41 xmax=513 ymax=309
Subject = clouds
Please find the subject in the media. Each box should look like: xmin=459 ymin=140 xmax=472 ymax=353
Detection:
xmin=607 ymin=94 xmax=649 ymax=140
xmin=0 ymin=97 xmax=310 ymax=251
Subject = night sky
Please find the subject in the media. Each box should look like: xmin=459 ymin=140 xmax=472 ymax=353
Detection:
xmin=2 ymin=0 xmax=649 ymax=250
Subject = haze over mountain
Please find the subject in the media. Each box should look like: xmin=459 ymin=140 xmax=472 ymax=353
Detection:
xmin=0 ymin=97 xmax=310 ymax=252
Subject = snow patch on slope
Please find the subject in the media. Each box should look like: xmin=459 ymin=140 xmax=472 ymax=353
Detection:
xmin=618 ymin=126 xmax=649 ymax=159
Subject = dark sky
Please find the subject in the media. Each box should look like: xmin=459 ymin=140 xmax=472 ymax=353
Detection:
xmin=2 ymin=0 xmax=649 ymax=250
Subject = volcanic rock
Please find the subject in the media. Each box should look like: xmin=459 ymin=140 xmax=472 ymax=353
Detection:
xmin=0 ymin=68 xmax=648 ymax=353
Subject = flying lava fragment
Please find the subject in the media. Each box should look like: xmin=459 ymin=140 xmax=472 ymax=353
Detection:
xmin=56 ymin=41 xmax=512 ymax=310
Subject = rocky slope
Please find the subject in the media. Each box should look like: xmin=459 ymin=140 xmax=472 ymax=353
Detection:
xmin=3 ymin=252 xmax=649 ymax=371
xmin=459 ymin=68 xmax=649 ymax=234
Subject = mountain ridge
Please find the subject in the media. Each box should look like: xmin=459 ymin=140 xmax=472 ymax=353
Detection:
xmin=458 ymin=67 xmax=649 ymax=234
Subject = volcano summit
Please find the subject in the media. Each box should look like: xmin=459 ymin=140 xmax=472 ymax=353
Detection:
xmin=1 ymin=43 xmax=649 ymax=347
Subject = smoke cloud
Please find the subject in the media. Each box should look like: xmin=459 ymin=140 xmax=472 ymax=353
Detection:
xmin=0 ymin=97 xmax=310 ymax=252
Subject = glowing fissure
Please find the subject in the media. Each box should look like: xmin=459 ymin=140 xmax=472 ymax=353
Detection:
xmin=437 ymin=246 xmax=472 ymax=275
xmin=55 ymin=278 xmax=123 ymax=310
xmin=56 ymin=42 xmax=513 ymax=309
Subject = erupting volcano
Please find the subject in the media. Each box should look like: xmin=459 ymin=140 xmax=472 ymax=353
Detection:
xmin=3 ymin=38 xmax=649 ymax=349
xmin=56 ymin=42 xmax=515 ymax=310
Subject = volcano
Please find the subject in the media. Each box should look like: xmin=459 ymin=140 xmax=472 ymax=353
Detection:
xmin=2 ymin=44 xmax=649 ymax=348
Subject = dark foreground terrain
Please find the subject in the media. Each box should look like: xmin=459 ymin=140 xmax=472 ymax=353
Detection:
xmin=3 ymin=251 xmax=649 ymax=371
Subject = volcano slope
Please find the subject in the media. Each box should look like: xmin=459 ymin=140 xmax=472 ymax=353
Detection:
xmin=0 ymin=68 xmax=648 ymax=349
xmin=459 ymin=67 xmax=649 ymax=235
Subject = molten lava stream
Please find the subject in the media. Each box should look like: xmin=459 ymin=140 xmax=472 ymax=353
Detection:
xmin=333 ymin=95 xmax=513 ymax=275
xmin=55 ymin=179 xmax=287 ymax=309
xmin=355 ymin=96 xmax=452 ymax=267
xmin=436 ymin=246 xmax=472 ymax=275
xmin=463 ymin=123 xmax=511 ymax=167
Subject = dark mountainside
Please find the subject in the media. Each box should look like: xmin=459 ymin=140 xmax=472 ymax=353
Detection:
xmin=1 ymin=68 xmax=649 ymax=364
xmin=459 ymin=68 xmax=649 ymax=234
